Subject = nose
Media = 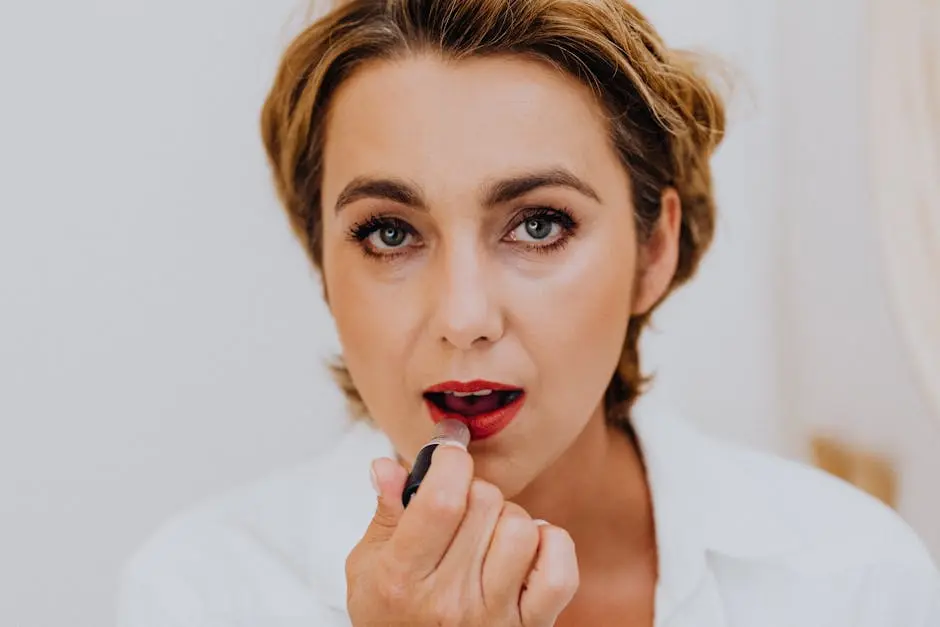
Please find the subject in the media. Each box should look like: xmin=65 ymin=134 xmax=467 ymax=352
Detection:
xmin=428 ymin=243 xmax=504 ymax=351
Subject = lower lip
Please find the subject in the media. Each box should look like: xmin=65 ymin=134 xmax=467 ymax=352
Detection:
xmin=425 ymin=393 xmax=526 ymax=441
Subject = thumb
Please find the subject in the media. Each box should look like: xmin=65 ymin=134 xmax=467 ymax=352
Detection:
xmin=362 ymin=457 xmax=408 ymax=544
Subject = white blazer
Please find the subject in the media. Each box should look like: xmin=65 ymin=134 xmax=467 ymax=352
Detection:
xmin=117 ymin=404 xmax=940 ymax=626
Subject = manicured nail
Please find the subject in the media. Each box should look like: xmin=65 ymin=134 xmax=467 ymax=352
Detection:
xmin=437 ymin=439 xmax=468 ymax=451
xmin=369 ymin=462 xmax=380 ymax=495
xmin=432 ymin=419 xmax=470 ymax=450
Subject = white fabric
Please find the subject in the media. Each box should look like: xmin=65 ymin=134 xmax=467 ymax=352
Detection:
xmin=116 ymin=402 xmax=940 ymax=626
xmin=870 ymin=0 xmax=940 ymax=421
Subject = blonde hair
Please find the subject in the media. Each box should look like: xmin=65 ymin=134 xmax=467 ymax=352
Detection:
xmin=261 ymin=0 xmax=725 ymax=429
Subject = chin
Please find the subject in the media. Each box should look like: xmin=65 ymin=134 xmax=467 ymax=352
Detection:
xmin=467 ymin=447 xmax=543 ymax=499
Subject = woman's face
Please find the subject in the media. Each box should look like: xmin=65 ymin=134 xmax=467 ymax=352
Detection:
xmin=320 ymin=54 xmax=652 ymax=497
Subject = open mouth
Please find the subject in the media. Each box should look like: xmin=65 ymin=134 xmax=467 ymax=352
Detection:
xmin=423 ymin=389 xmax=523 ymax=417
xmin=422 ymin=381 xmax=526 ymax=440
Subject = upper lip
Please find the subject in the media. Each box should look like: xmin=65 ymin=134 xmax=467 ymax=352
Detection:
xmin=424 ymin=380 xmax=522 ymax=395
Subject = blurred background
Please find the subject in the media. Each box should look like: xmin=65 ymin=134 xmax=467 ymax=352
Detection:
xmin=1 ymin=0 xmax=938 ymax=625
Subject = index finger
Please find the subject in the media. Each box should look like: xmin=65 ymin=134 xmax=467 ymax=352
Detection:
xmin=389 ymin=443 xmax=474 ymax=578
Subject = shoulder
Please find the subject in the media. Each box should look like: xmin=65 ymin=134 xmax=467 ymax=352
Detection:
xmin=117 ymin=421 xmax=389 ymax=625
xmin=672 ymin=422 xmax=940 ymax=625
xmin=695 ymin=430 xmax=939 ymax=623
xmin=708 ymin=434 xmax=936 ymax=573
xmin=633 ymin=399 xmax=938 ymax=620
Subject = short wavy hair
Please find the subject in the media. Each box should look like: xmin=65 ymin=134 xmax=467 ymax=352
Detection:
xmin=260 ymin=0 xmax=726 ymax=430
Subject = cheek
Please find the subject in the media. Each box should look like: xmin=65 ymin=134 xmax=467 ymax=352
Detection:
xmin=478 ymin=232 xmax=635 ymax=494
xmin=324 ymin=231 xmax=409 ymax=357
xmin=320 ymin=202 xmax=447 ymax=453
xmin=510 ymin=224 xmax=636 ymax=415
xmin=323 ymin=250 xmax=422 ymax=425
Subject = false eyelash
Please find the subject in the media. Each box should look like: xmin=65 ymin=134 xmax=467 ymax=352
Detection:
xmin=346 ymin=215 xmax=414 ymax=242
xmin=513 ymin=206 xmax=578 ymax=233
xmin=508 ymin=206 xmax=579 ymax=255
xmin=345 ymin=206 xmax=579 ymax=262
xmin=346 ymin=214 xmax=421 ymax=261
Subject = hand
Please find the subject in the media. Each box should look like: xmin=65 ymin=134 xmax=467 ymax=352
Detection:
xmin=345 ymin=445 xmax=580 ymax=626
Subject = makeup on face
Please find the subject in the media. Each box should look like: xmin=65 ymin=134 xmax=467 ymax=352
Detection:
xmin=423 ymin=380 xmax=526 ymax=441
xmin=402 ymin=418 xmax=471 ymax=508
xmin=325 ymin=56 xmax=640 ymax=499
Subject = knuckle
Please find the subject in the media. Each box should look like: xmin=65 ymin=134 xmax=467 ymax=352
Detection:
xmin=555 ymin=526 xmax=576 ymax=549
xmin=469 ymin=479 xmax=504 ymax=512
xmin=427 ymin=586 xmax=469 ymax=627
xmin=377 ymin=570 xmax=411 ymax=607
xmin=543 ymin=525 xmax=574 ymax=549
xmin=431 ymin=444 xmax=472 ymax=473
xmin=500 ymin=500 xmax=530 ymax=520
xmin=543 ymin=528 xmax=580 ymax=593
xmin=498 ymin=504 xmax=538 ymax=543
xmin=344 ymin=547 xmax=361 ymax=580
xmin=370 ymin=511 xmax=398 ymax=535
xmin=427 ymin=487 xmax=466 ymax=520
xmin=430 ymin=600 xmax=463 ymax=627
xmin=543 ymin=568 xmax=579 ymax=597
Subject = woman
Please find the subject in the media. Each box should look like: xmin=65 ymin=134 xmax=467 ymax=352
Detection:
xmin=117 ymin=0 xmax=940 ymax=625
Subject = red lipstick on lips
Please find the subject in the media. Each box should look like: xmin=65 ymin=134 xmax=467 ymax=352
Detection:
xmin=423 ymin=380 xmax=526 ymax=441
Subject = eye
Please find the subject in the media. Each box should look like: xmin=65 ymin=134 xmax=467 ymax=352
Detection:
xmin=506 ymin=208 xmax=577 ymax=249
xmin=347 ymin=215 xmax=420 ymax=259
xmin=369 ymin=224 xmax=412 ymax=249
xmin=513 ymin=216 xmax=561 ymax=242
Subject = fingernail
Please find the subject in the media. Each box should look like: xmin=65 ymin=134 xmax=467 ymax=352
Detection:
xmin=369 ymin=462 xmax=379 ymax=495
xmin=437 ymin=439 xmax=468 ymax=451
xmin=431 ymin=419 xmax=470 ymax=450
xmin=533 ymin=519 xmax=550 ymax=527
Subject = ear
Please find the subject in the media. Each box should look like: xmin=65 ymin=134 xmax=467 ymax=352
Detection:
xmin=631 ymin=188 xmax=681 ymax=315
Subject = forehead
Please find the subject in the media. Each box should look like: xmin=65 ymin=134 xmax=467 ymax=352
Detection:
xmin=321 ymin=53 xmax=623 ymax=200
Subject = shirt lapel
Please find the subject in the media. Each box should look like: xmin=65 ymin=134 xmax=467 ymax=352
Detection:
xmin=314 ymin=398 xmax=801 ymax=626
xmin=631 ymin=395 xmax=802 ymax=627
xmin=308 ymin=421 xmax=395 ymax=619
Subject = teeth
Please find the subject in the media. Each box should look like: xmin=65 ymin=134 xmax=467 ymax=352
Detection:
xmin=448 ymin=389 xmax=494 ymax=397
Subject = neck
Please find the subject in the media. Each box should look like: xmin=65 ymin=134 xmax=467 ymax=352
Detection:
xmin=512 ymin=406 xmax=656 ymax=575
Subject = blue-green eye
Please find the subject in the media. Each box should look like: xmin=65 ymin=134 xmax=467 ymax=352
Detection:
xmin=507 ymin=208 xmax=575 ymax=248
xmin=371 ymin=225 xmax=411 ymax=249
xmin=348 ymin=216 xmax=420 ymax=258
xmin=515 ymin=216 xmax=559 ymax=241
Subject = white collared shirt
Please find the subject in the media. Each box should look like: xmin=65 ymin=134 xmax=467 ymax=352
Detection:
xmin=117 ymin=405 xmax=940 ymax=626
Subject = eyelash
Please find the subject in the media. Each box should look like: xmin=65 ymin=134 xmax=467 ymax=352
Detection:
xmin=512 ymin=207 xmax=578 ymax=254
xmin=347 ymin=216 xmax=419 ymax=260
xmin=346 ymin=207 xmax=579 ymax=260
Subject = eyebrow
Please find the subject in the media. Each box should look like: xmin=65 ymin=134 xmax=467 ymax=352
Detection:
xmin=334 ymin=178 xmax=424 ymax=213
xmin=333 ymin=167 xmax=601 ymax=214
xmin=483 ymin=168 xmax=601 ymax=206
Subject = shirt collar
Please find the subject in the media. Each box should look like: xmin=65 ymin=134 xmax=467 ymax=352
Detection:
xmin=310 ymin=421 xmax=395 ymax=615
xmin=629 ymin=394 xmax=802 ymax=622
xmin=315 ymin=400 xmax=804 ymax=620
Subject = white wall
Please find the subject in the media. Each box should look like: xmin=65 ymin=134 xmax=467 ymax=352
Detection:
xmin=641 ymin=0 xmax=940 ymax=559
xmin=0 ymin=1 xmax=936 ymax=626
xmin=633 ymin=0 xmax=787 ymax=454
xmin=0 ymin=2 xmax=346 ymax=626
xmin=775 ymin=0 xmax=940 ymax=556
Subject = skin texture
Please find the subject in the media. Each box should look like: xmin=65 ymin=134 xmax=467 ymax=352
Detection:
xmin=327 ymin=54 xmax=681 ymax=625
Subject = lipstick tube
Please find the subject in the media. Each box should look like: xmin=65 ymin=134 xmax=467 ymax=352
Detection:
xmin=401 ymin=419 xmax=470 ymax=508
